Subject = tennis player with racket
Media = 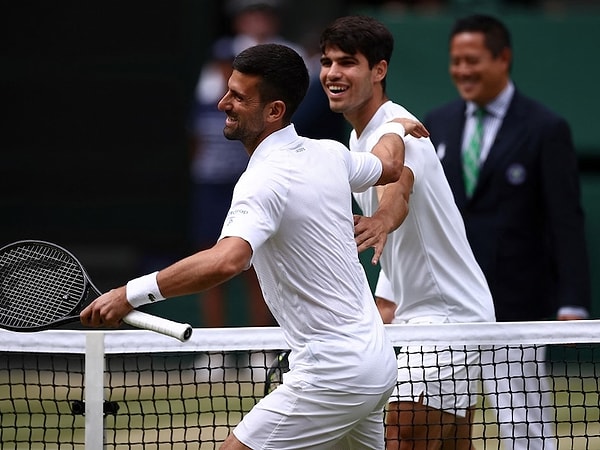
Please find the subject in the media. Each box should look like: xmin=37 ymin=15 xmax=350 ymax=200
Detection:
xmin=81 ymin=43 xmax=429 ymax=449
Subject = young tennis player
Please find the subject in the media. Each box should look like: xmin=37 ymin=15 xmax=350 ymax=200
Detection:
xmin=81 ymin=43 xmax=429 ymax=449
xmin=319 ymin=16 xmax=496 ymax=449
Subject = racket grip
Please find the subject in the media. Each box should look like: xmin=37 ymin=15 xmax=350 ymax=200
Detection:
xmin=123 ymin=310 xmax=193 ymax=342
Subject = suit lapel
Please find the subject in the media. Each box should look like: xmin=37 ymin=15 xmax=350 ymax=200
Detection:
xmin=476 ymin=92 xmax=527 ymax=193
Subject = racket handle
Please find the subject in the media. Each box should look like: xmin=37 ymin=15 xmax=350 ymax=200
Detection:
xmin=123 ymin=310 xmax=193 ymax=342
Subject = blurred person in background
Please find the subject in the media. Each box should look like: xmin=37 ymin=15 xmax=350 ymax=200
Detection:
xmin=423 ymin=14 xmax=591 ymax=450
xmin=221 ymin=0 xmax=305 ymax=60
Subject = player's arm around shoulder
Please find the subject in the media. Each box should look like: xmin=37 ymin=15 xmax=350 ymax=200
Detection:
xmin=371 ymin=131 xmax=404 ymax=185
xmin=371 ymin=118 xmax=429 ymax=185
xmin=355 ymin=118 xmax=425 ymax=264
xmin=355 ymin=165 xmax=414 ymax=264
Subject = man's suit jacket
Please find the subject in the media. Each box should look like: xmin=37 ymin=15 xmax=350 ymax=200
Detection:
xmin=423 ymin=89 xmax=591 ymax=321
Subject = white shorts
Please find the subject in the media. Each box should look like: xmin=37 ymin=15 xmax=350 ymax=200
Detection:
xmin=233 ymin=379 xmax=394 ymax=449
xmin=390 ymin=318 xmax=482 ymax=417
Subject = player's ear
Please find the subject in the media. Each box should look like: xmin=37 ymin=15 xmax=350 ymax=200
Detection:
xmin=265 ymin=100 xmax=286 ymax=123
xmin=373 ymin=60 xmax=388 ymax=83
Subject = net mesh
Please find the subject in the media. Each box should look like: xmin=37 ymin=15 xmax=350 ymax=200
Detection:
xmin=1 ymin=321 xmax=599 ymax=449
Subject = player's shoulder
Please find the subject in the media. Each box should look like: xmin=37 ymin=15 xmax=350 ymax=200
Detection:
xmin=297 ymin=133 xmax=345 ymax=147
xmin=363 ymin=102 xmax=416 ymax=143
xmin=382 ymin=101 xmax=416 ymax=120
xmin=299 ymin=136 xmax=350 ymax=160
xmin=317 ymin=137 xmax=349 ymax=150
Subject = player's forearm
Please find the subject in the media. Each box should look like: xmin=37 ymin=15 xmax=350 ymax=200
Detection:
xmin=371 ymin=184 xmax=408 ymax=233
xmin=371 ymin=128 xmax=405 ymax=186
xmin=157 ymin=238 xmax=251 ymax=299
xmin=157 ymin=255 xmax=230 ymax=298
xmin=373 ymin=167 xmax=412 ymax=233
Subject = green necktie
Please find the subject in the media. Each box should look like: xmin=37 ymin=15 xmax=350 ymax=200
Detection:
xmin=463 ymin=108 xmax=485 ymax=197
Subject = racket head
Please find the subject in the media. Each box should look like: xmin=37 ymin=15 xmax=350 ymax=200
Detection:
xmin=0 ymin=240 xmax=97 ymax=331
xmin=264 ymin=350 xmax=290 ymax=396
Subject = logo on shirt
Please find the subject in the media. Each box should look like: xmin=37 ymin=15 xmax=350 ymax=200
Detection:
xmin=436 ymin=142 xmax=446 ymax=160
xmin=225 ymin=208 xmax=249 ymax=226
xmin=505 ymin=163 xmax=526 ymax=185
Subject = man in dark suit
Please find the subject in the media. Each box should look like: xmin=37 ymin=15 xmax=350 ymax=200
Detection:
xmin=423 ymin=14 xmax=591 ymax=450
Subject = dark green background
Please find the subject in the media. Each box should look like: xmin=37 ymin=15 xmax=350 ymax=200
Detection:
xmin=2 ymin=2 xmax=599 ymax=325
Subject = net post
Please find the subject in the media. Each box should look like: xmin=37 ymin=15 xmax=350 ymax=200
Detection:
xmin=85 ymin=331 xmax=105 ymax=449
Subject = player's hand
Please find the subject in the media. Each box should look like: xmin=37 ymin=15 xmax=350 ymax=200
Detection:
xmin=354 ymin=214 xmax=388 ymax=265
xmin=389 ymin=118 xmax=429 ymax=138
xmin=80 ymin=286 xmax=133 ymax=328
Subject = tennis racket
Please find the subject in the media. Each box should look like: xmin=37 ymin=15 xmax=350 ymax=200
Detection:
xmin=0 ymin=240 xmax=192 ymax=342
xmin=263 ymin=350 xmax=290 ymax=396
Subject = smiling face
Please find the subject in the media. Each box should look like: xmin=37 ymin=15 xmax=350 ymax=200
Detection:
xmin=319 ymin=44 xmax=388 ymax=134
xmin=217 ymin=70 xmax=269 ymax=153
xmin=449 ymin=31 xmax=511 ymax=106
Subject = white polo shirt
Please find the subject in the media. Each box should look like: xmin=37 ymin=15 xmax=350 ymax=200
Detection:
xmin=220 ymin=124 xmax=397 ymax=393
xmin=350 ymin=101 xmax=495 ymax=324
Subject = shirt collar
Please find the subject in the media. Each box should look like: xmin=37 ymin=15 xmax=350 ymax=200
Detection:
xmin=465 ymin=81 xmax=514 ymax=119
xmin=250 ymin=124 xmax=300 ymax=162
xmin=354 ymin=100 xmax=393 ymax=142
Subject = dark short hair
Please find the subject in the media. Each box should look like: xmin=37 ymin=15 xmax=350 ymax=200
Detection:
xmin=319 ymin=15 xmax=394 ymax=91
xmin=232 ymin=43 xmax=309 ymax=123
xmin=451 ymin=14 xmax=512 ymax=58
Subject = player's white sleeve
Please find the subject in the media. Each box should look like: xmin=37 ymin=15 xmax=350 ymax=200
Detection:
xmin=346 ymin=150 xmax=382 ymax=193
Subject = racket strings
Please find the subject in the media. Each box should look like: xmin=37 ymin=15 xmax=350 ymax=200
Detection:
xmin=0 ymin=244 xmax=86 ymax=328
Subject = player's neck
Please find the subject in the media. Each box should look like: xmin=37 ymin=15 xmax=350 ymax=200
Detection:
xmin=346 ymin=94 xmax=389 ymax=138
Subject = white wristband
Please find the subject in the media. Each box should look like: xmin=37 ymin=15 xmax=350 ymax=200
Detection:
xmin=378 ymin=121 xmax=406 ymax=139
xmin=126 ymin=271 xmax=165 ymax=308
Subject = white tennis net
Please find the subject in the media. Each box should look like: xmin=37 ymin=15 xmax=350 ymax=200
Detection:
xmin=1 ymin=320 xmax=599 ymax=449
